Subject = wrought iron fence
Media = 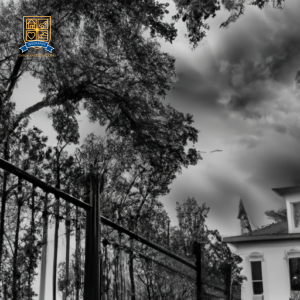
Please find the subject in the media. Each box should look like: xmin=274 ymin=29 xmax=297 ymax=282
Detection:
xmin=0 ymin=158 xmax=241 ymax=300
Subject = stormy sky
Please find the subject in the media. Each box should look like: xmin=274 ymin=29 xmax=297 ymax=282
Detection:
xmin=12 ymin=0 xmax=300 ymax=239
xmin=160 ymin=0 xmax=300 ymax=236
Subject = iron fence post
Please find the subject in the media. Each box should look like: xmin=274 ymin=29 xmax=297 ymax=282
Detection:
xmin=195 ymin=242 xmax=202 ymax=300
xmin=225 ymin=263 xmax=232 ymax=300
xmin=84 ymin=175 xmax=101 ymax=300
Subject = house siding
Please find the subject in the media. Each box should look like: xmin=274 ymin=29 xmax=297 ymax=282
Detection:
xmin=232 ymin=240 xmax=298 ymax=300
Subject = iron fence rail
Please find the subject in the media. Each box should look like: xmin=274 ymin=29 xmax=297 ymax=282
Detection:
xmin=0 ymin=157 xmax=239 ymax=300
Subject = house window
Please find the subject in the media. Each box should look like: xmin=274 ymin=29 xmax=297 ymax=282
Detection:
xmin=292 ymin=202 xmax=300 ymax=228
xmin=251 ymin=261 xmax=263 ymax=295
xmin=289 ymin=258 xmax=300 ymax=291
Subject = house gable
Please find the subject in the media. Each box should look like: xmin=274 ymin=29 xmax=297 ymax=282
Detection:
xmin=223 ymin=186 xmax=300 ymax=300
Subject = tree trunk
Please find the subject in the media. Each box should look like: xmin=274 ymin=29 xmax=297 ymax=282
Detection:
xmin=167 ymin=220 xmax=170 ymax=248
xmin=129 ymin=220 xmax=136 ymax=300
xmin=0 ymin=169 xmax=8 ymax=268
xmin=146 ymin=274 xmax=151 ymax=300
xmin=114 ymin=250 xmax=119 ymax=300
xmin=129 ymin=247 xmax=136 ymax=300
xmin=53 ymin=194 xmax=59 ymax=300
xmin=0 ymin=140 xmax=9 ymax=271
xmin=100 ymin=255 xmax=104 ymax=299
xmin=104 ymin=242 xmax=109 ymax=300
xmin=119 ymin=246 xmax=124 ymax=300
xmin=101 ymin=240 xmax=107 ymax=300
xmin=75 ymin=206 xmax=81 ymax=300
xmin=53 ymin=156 xmax=61 ymax=300
xmin=3 ymin=283 xmax=8 ymax=300
xmin=150 ymin=276 xmax=155 ymax=299
xmin=64 ymin=195 xmax=71 ymax=300
xmin=12 ymin=204 xmax=22 ymax=300
xmin=39 ymin=193 xmax=48 ymax=300
xmin=27 ymin=186 xmax=36 ymax=300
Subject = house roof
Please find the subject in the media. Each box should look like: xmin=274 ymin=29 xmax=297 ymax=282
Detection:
xmin=272 ymin=186 xmax=300 ymax=197
xmin=250 ymin=221 xmax=288 ymax=235
xmin=223 ymin=221 xmax=291 ymax=243
xmin=223 ymin=186 xmax=300 ymax=244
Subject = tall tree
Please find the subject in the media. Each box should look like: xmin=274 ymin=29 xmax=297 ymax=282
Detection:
xmin=0 ymin=125 xmax=48 ymax=299
xmin=0 ymin=0 xmax=288 ymax=172
xmin=1 ymin=0 xmax=199 ymax=172
xmin=44 ymin=148 xmax=76 ymax=300
xmin=174 ymin=198 xmax=245 ymax=288
xmin=46 ymin=104 xmax=79 ymax=300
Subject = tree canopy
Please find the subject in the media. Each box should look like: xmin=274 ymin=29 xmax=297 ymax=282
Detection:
xmin=0 ymin=0 xmax=286 ymax=172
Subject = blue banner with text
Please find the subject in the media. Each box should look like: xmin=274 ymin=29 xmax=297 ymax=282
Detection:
xmin=20 ymin=41 xmax=54 ymax=53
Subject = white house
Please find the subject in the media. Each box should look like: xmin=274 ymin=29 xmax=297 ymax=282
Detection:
xmin=223 ymin=186 xmax=300 ymax=300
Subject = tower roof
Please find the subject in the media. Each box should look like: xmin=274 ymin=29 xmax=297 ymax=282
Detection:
xmin=237 ymin=199 xmax=248 ymax=219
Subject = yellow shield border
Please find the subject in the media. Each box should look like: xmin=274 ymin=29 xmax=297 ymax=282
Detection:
xmin=23 ymin=16 xmax=51 ymax=47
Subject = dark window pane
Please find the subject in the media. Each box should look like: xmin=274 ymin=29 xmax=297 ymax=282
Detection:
xmin=290 ymin=258 xmax=300 ymax=290
xmin=293 ymin=202 xmax=300 ymax=228
xmin=251 ymin=261 xmax=262 ymax=281
xmin=253 ymin=282 xmax=263 ymax=295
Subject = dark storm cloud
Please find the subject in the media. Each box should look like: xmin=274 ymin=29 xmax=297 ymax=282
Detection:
xmin=220 ymin=1 xmax=300 ymax=140
xmin=173 ymin=1 xmax=300 ymax=124
xmin=176 ymin=70 xmax=220 ymax=104
xmin=273 ymin=122 xmax=287 ymax=134
xmin=174 ymin=65 xmax=226 ymax=112
xmin=162 ymin=1 xmax=300 ymax=233
xmin=234 ymin=138 xmax=300 ymax=188
xmin=228 ymin=94 xmax=262 ymax=119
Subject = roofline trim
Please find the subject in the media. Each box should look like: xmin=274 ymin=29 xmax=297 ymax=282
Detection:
xmin=223 ymin=233 xmax=300 ymax=243
xmin=272 ymin=186 xmax=300 ymax=197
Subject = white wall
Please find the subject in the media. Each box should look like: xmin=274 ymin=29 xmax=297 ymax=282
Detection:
xmin=232 ymin=240 xmax=298 ymax=300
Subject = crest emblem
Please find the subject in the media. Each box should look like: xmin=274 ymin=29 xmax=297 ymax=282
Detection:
xmin=20 ymin=16 xmax=54 ymax=53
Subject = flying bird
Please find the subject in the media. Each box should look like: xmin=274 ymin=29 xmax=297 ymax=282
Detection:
xmin=210 ymin=149 xmax=222 ymax=153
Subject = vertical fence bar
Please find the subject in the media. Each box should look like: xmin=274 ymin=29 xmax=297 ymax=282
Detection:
xmin=84 ymin=175 xmax=100 ymax=300
xmin=225 ymin=264 xmax=232 ymax=300
xmin=195 ymin=242 xmax=202 ymax=300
